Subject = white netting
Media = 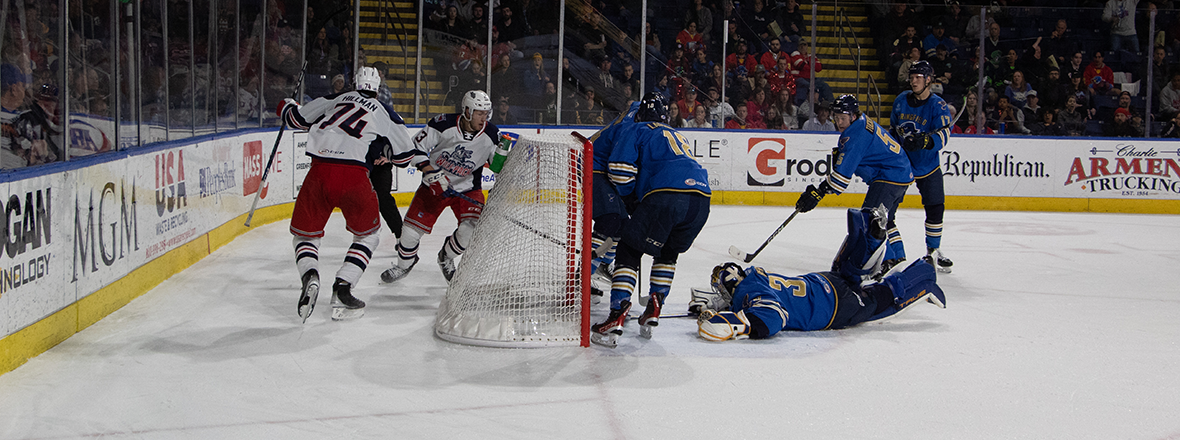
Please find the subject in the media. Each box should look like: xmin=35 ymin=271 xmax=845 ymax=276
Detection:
xmin=434 ymin=133 xmax=589 ymax=348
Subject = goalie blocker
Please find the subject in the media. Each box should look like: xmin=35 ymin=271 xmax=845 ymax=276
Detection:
xmin=698 ymin=208 xmax=946 ymax=341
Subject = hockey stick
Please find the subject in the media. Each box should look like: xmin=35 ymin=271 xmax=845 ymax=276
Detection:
xmin=245 ymin=62 xmax=307 ymax=227
xmin=443 ymin=189 xmax=569 ymax=248
xmin=728 ymin=209 xmax=800 ymax=263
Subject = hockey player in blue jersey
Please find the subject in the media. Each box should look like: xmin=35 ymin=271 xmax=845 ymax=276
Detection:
xmin=794 ymin=94 xmax=914 ymax=276
xmin=583 ymin=101 xmax=642 ymax=299
xmin=695 ymin=207 xmax=946 ymax=341
xmin=891 ymin=60 xmax=954 ymax=273
xmin=591 ymin=93 xmax=712 ymax=348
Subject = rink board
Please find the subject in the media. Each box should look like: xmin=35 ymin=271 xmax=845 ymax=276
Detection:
xmin=2 ymin=126 xmax=1179 ymax=375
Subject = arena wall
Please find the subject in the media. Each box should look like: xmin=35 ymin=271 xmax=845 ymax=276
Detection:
xmin=2 ymin=127 xmax=1177 ymax=375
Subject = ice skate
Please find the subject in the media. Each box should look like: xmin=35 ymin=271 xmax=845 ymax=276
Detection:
xmin=591 ymin=300 xmax=632 ymax=348
xmin=297 ymin=269 xmax=319 ymax=323
xmin=927 ymin=247 xmax=953 ymax=274
xmin=330 ymin=279 xmax=366 ymax=320
xmin=638 ymin=292 xmax=663 ymax=339
xmin=872 ymin=258 xmax=906 ymax=282
xmin=438 ymin=247 xmax=457 ymax=281
xmin=380 ymin=255 xmax=417 ymax=283
xmin=590 ymin=264 xmax=611 ymax=305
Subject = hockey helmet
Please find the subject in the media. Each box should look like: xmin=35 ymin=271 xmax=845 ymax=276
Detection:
xmin=831 ymin=94 xmax=859 ymax=115
xmin=634 ymin=92 xmax=668 ymax=123
xmin=710 ymin=263 xmax=746 ymax=297
xmin=908 ymin=60 xmax=934 ymax=78
xmin=461 ymin=90 xmax=493 ymax=120
xmin=355 ymin=66 xmax=382 ymax=93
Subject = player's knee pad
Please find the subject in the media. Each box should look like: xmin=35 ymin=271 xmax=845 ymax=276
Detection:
xmin=453 ymin=219 xmax=477 ymax=250
xmin=398 ymin=226 xmax=424 ymax=249
xmin=593 ymin=213 xmax=624 ymax=238
xmin=352 ymin=232 xmax=380 ymax=254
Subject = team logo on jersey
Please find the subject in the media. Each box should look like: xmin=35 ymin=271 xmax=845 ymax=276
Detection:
xmin=746 ymin=138 xmax=786 ymax=187
xmin=437 ymin=147 xmax=477 ymax=176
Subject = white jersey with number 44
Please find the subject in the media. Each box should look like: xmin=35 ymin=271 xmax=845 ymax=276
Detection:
xmin=284 ymin=91 xmax=420 ymax=167
xmin=409 ymin=113 xmax=500 ymax=193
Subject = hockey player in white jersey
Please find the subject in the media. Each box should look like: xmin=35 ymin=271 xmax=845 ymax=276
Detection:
xmin=381 ymin=90 xmax=502 ymax=283
xmin=280 ymin=66 xmax=425 ymax=322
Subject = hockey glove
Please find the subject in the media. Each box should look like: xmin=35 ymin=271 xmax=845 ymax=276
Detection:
xmin=276 ymin=98 xmax=298 ymax=118
xmin=902 ymin=132 xmax=932 ymax=151
xmin=698 ymin=310 xmax=752 ymax=341
xmin=422 ymin=168 xmax=451 ymax=196
xmin=795 ymin=181 xmax=830 ymax=213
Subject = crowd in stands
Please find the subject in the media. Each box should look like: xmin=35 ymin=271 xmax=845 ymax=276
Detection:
xmin=872 ymin=0 xmax=1180 ymax=137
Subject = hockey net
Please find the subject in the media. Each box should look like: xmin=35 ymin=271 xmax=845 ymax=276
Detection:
xmin=434 ymin=133 xmax=592 ymax=347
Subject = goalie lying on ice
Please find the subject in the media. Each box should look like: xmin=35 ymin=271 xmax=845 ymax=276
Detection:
xmin=697 ymin=207 xmax=946 ymax=341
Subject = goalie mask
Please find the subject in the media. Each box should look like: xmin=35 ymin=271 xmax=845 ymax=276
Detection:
xmin=711 ymin=263 xmax=746 ymax=297
xmin=461 ymin=90 xmax=493 ymax=124
xmin=355 ymin=66 xmax=382 ymax=93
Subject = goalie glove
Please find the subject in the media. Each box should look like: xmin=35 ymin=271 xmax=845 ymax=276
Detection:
xmin=421 ymin=168 xmax=450 ymax=196
xmin=698 ymin=309 xmax=752 ymax=341
xmin=795 ymin=181 xmax=831 ymax=213
xmin=276 ymin=98 xmax=298 ymax=118
xmin=902 ymin=132 xmax=932 ymax=151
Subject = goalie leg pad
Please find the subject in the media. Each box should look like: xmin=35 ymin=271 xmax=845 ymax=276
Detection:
xmin=698 ymin=310 xmax=752 ymax=341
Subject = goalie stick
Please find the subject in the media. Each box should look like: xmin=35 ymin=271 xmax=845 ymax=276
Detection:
xmin=728 ymin=209 xmax=800 ymax=263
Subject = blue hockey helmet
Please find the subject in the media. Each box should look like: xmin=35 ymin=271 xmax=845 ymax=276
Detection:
xmin=908 ymin=60 xmax=935 ymax=78
xmin=831 ymin=94 xmax=859 ymax=115
xmin=634 ymin=92 xmax=668 ymax=123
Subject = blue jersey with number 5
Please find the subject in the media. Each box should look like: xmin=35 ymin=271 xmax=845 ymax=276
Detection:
xmin=606 ymin=122 xmax=711 ymax=199
xmin=732 ymin=267 xmax=839 ymax=334
xmin=826 ymin=116 xmax=913 ymax=194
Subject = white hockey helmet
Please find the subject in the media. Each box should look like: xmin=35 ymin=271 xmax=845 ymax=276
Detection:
xmin=355 ymin=66 xmax=382 ymax=93
xmin=461 ymin=90 xmax=493 ymax=120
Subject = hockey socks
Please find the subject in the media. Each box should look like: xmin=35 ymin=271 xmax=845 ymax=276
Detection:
xmin=609 ymin=266 xmax=639 ymax=310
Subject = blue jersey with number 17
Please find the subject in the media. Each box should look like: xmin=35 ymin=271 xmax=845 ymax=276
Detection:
xmin=606 ymin=122 xmax=711 ymax=200
xmin=826 ymin=116 xmax=913 ymax=194
xmin=891 ymin=91 xmax=952 ymax=177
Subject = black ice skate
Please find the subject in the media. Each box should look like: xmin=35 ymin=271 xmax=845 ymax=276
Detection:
xmin=297 ymin=269 xmax=319 ymax=323
xmin=927 ymin=247 xmax=953 ymax=274
xmin=437 ymin=247 xmax=457 ymax=281
xmin=331 ymin=278 xmax=366 ymax=321
xmin=380 ymin=255 xmax=418 ymax=283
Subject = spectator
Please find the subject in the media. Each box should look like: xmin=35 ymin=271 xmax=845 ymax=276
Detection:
xmin=956 ymin=91 xmax=983 ymax=133
xmin=898 ymin=47 xmax=923 ymax=90
xmin=667 ymin=44 xmax=693 ymax=95
xmin=331 ymin=74 xmax=347 ymax=94
xmin=1016 ymin=43 xmax=1052 ymax=88
xmin=490 ymin=26 xmax=523 ymax=62
xmin=677 ymin=87 xmax=704 ymax=120
xmin=1084 ymin=51 xmax=1117 ymax=96
xmin=1021 ymin=90 xmax=1042 ymax=123
xmin=775 ymin=88 xmax=800 ymax=130
xmin=988 ymin=49 xmax=1020 ymax=91
xmin=706 ymin=87 xmax=735 ymax=128
xmin=497 ymin=6 xmax=530 ymax=43
xmin=676 ymin=21 xmax=705 ymax=54
xmin=596 ymin=56 xmax=615 ymax=92
xmin=727 ymin=66 xmax=753 ymax=104
xmin=739 ymin=0 xmax=776 ymax=43
xmin=1028 ymin=109 xmax=1066 ymax=136
xmin=1103 ymin=0 xmax=1140 ymax=53
xmin=1059 ymin=95 xmax=1089 ymax=136
xmin=767 ymin=57 xmax=797 ymax=103
xmin=576 ymin=88 xmax=605 ymax=125
xmin=684 ymin=0 xmax=715 ymax=47
xmin=778 ymin=0 xmax=806 ymax=50
xmin=725 ymin=41 xmax=758 ymax=76
xmin=892 ymin=26 xmax=922 ymax=65
xmin=1039 ymin=67 xmax=1069 ymax=110
xmin=1160 ymin=110 xmax=1180 ymax=137
xmin=802 ymin=103 xmax=835 ymax=131
xmin=684 ymin=104 xmax=711 ymax=128
xmin=574 ymin=11 xmax=607 ymax=61
xmin=491 ymin=54 xmax=518 ymax=99
xmin=691 ymin=48 xmax=714 ymax=88
xmin=491 ymin=97 xmax=518 ymax=125
xmin=764 ymin=105 xmax=785 ymax=130
xmin=940 ymin=1 xmax=971 ymax=45
xmin=879 ymin=4 xmax=917 ymax=60
xmin=704 ymin=64 xmax=725 ymax=95
xmin=982 ymin=21 xmax=1005 ymax=69
xmin=791 ymin=40 xmax=832 ymax=104
xmin=8 ymin=84 xmax=62 ymax=166
xmin=1159 ymin=72 xmax=1180 ymax=118
xmin=724 ymin=21 xmax=746 ymax=55
xmin=1004 ymin=70 xmax=1035 ymax=109
xmin=759 ymin=38 xmax=791 ymax=74
xmin=521 ymin=52 xmax=551 ymax=109
xmin=1146 ymin=45 xmax=1170 ymax=98
xmin=1042 ymin=19 xmax=1078 ymax=67
xmin=1116 ymin=90 xmax=1144 ymax=130
xmin=1068 ymin=71 xmax=1095 ymax=116
xmin=431 ymin=5 xmax=467 ymax=36
xmin=1106 ymin=107 xmax=1139 ymax=136
xmin=923 ymin=23 xmax=957 ymax=58
xmin=726 ymin=102 xmax=763 ymax=129
xmin=989 ymin=95 xmax=1024 ymax=134
xmin=667 ymin=102 xmax=685 ymax=128
xmin=468 ymin=4 xmax=489 ymax=42
xmin=453 ymin=0 xmax=476 ymax=22
xmin=645 ymin=22 xmax=663 ymax=54
xmin=747 ymin=87 xmax=770 ymax=126
xmin=1 ymin=64 xmax=29 ymax=168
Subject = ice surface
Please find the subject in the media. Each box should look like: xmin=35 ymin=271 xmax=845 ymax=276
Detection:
xmin=1 ymin=206 xmax=1179 ymax=439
